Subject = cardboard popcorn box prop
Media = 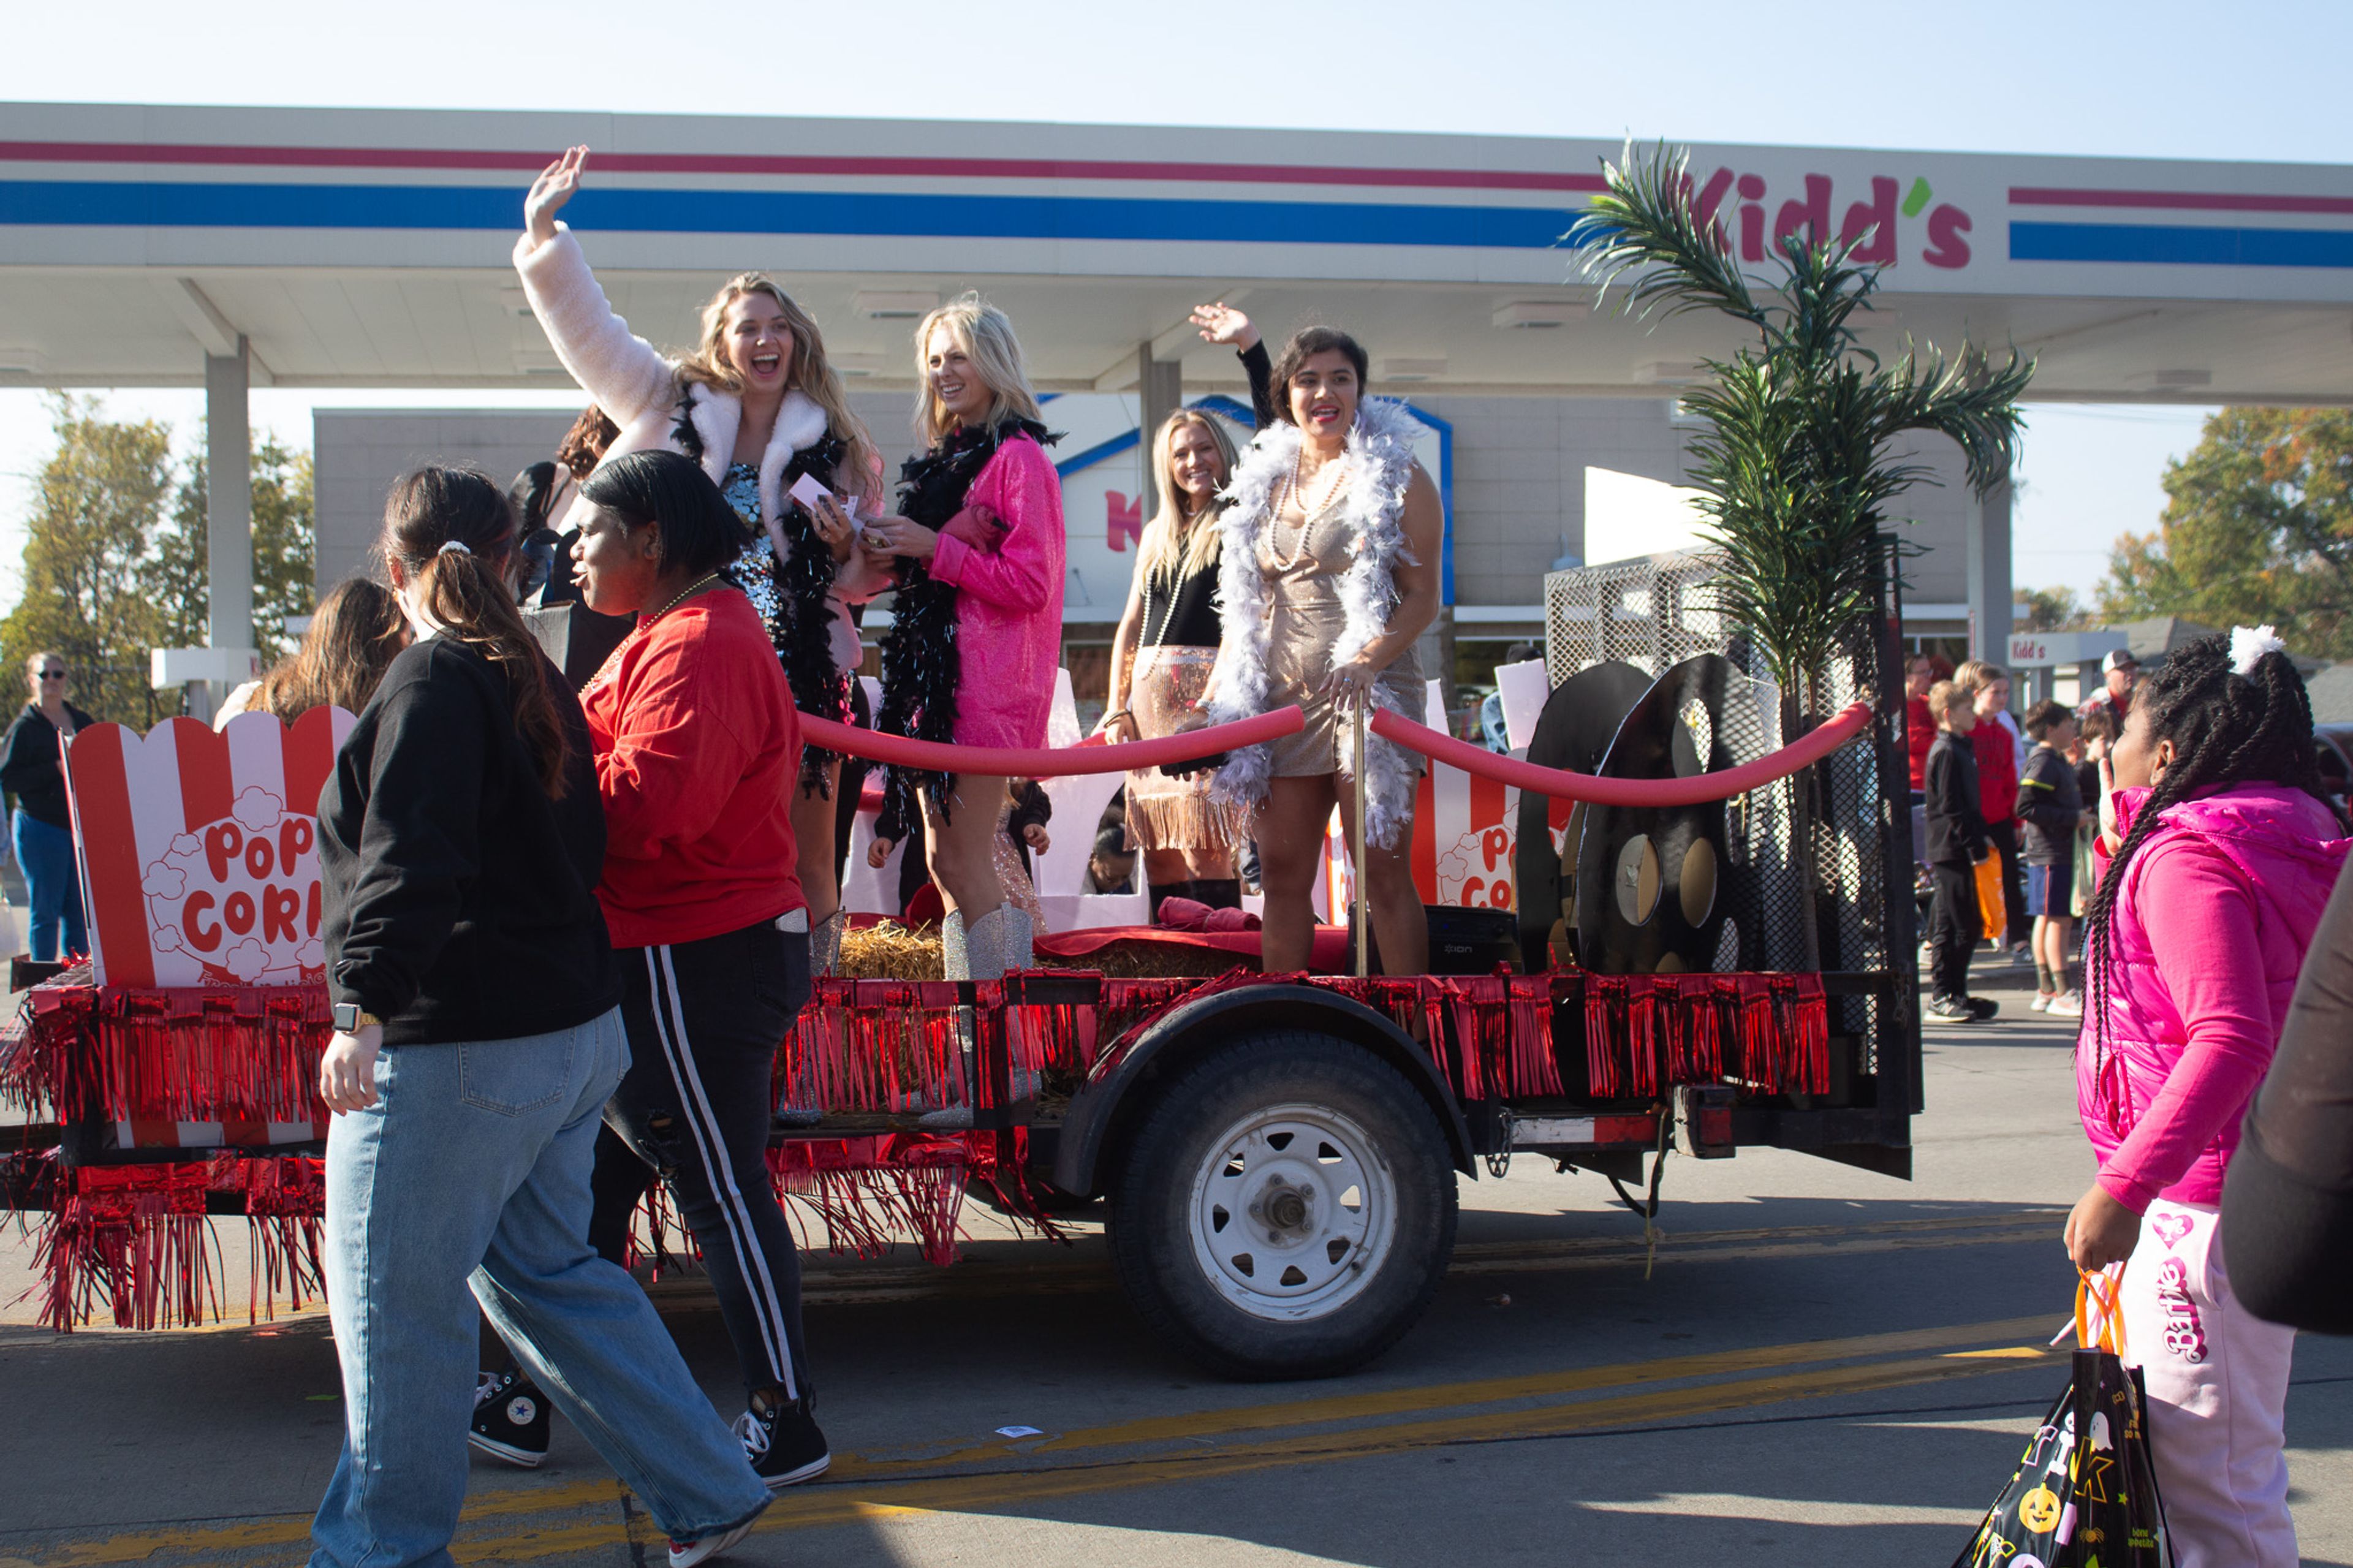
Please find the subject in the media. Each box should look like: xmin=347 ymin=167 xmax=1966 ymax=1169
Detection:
xmin=1406 ymin=678 xmax=1536 ymax=913
xmin=64 ymin=708 xmax=355 ymax=988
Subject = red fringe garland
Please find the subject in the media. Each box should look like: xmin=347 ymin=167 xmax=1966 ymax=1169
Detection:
xmin=1507 ymin=976 xmax=1567 ymax=1097
xmin=767 ymin=1135 xmax=979 ymax=1265
xmin=1577 ymin=973 xmax=1828 ymax=1100
xmin=29 ymin=1154 xmax=328 ymax=1332
xmin=18 ymin=968 xmax=1831 ymax=1329
xmin=2 ymin=979 xmax=332 ymax=1127
xmin=778 ymin=980 xmax=969 ymax=1115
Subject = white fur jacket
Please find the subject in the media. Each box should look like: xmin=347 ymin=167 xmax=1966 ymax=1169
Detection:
xmin=513 ymin=224 xmax=858 ymax=578
xmin=1203 ymin=397 xmax=1425 ymax=849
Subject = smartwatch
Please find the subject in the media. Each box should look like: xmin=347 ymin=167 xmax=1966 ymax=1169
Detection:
xmin=332 ymin=1002 xmax=382 ymax=1034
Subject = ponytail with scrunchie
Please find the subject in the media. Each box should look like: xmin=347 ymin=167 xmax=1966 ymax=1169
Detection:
xmin=382 ymin=464 xmax=574 ymax=798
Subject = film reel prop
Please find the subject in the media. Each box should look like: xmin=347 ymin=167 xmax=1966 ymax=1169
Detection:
xmin=1514 ymin=661 xmax=1652 ymax=972
xmin=1574 ymin=654 xmax=1740 ymax=975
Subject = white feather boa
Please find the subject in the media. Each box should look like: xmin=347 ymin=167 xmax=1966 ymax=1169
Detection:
xmin=1205 ymin=397 xmax=1425 ymax=849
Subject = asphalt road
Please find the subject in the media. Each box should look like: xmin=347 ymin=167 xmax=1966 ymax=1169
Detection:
xmin=3 ymin=960 xmax=2348 ymax=1567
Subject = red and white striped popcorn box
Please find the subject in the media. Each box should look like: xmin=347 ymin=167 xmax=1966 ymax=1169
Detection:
xmin=63 ymin=708 xmax=355 ymax=988
xmin=1405 ymin=678 xmax=1559 ymax=913
xmin=1410 ymin=762 xmax=1523 ymax=912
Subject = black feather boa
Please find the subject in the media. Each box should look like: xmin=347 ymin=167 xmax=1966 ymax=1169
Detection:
xmin=876 ymin=416 xmax=1055 ymax=827
xmin=673 ymin=394 xmax=852 ymax=793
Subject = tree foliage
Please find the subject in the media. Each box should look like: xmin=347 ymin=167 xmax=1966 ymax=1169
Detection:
xmin=0 ymin=396 xmax=176 ymax=724
xmin=2014 ymin=584 xmax=2099 ymax=633
xmin=2097 ymin=407 xmax=2353 ymax=659
xmin=1571 ymin=144 xmax=2034 ymax=709
xmin=0 ymin=396 xmax=317 ymax=727
xmin=147 ymin=437 xmax=317 ymax=664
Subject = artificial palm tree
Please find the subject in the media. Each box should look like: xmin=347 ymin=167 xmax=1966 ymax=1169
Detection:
xmin=1572 ymin=142 xmax=2033 ymax=718
xmin=1571 ymin=143 xmax=2034 ymax=966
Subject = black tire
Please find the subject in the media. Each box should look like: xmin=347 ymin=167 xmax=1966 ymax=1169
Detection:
xmin=1107 ymin=1030 xmax=1458 ymax=1379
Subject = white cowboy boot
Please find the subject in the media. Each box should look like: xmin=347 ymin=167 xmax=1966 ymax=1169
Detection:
xmin=810 ymin=908 xmax=846 ymax=977
xmin=939 ymin=908 xmax=969 ymax=980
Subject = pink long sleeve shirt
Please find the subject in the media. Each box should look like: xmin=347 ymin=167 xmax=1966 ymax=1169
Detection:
xmin=928 ymin=432 xmax=1066 ymax=751
xmin=2078 ymin=784 xmax=2349 ymax=1212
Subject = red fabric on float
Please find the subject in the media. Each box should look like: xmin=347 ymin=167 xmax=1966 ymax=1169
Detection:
xmin=1032 ymin=923 xmax=1352 ymax=972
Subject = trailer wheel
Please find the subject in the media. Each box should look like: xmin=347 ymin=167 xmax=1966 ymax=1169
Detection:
xmin=1107 ymin=1030 xmax=1457 ymax=1379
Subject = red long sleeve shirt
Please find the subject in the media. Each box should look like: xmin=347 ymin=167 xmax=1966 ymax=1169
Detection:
xmin=579 ymin=589 xmax=805 ymax=948
xmin=1905 ymin=695 xmax=1933 ymax=791
xmin=1970 ymin=718 xmax=2018 ymax=825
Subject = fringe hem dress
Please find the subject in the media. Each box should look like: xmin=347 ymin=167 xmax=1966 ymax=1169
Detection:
xmin=1124 ymin=555 xmax=1241 ymax=858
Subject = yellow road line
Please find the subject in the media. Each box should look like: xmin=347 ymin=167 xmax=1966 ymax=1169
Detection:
xmin=854 ymin=1313 xmax=2051 ymax=1472
xmin=432 ymin=1345 xmax=2053 ymax=1559
xmin=751 ymin=1347 xmax=2052 ymax=1536
xmin=20 ymin=1320 xmax=2053 ymax=1567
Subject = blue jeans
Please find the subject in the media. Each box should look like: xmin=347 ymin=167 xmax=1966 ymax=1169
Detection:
xmin=12 ymin=810 xmax=85 ymax=960
xmin=310 ymin=1007 xmax=768 ymax=1568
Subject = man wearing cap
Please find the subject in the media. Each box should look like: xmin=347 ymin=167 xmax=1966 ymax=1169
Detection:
xmin=2078 ymin=648 xmax=2139 ymax=724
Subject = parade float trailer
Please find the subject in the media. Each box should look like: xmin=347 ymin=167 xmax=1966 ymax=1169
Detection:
xmin=0 ymin=544 xmax=1920 ymax=1379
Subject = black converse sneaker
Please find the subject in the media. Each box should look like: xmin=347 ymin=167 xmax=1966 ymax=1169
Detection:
xmin=735 ymin=1385 xmax=829 ymax=1488
xmin=469 ymin=1369 xmax=551 ymax=1468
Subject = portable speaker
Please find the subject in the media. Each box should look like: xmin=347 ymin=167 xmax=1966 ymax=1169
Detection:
xmin=1346 ymin=904 xmax=1521 ymax=975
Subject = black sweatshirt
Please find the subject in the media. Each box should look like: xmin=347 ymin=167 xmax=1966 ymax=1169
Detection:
xmin=0 ymin=701 xmax=97 ymax=828
xmin=2015 ymin=744 xmax=2082 ymax=865
xmin=319 ymin=637 xmax=620 ymax=1047
xmin=2222 ymin=856 xmax=2353 ymax=1334
xmin=1923 ymin=731 xmax=1987 ymax=869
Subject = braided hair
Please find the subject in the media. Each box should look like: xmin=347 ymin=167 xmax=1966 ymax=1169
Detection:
xmin=2082 ymin=632 xmax=2347 ymax=1058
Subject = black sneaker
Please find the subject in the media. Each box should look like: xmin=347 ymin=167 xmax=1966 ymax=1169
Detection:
xmin=1925 ymin=994 xmax=1982 ymax=1025
xmin=469 ymin=1369 xmax=551 ymax=1468
xmin=1967 ymin=996 xmax=1999 ymax=1020
xmin=735 ymin=1385 xmax=829 ymax=1488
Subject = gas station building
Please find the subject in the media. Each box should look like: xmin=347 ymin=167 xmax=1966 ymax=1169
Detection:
xmin=4 ymin=102 xmax=2350 ymax=713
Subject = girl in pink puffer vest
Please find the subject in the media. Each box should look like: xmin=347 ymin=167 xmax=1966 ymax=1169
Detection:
xmin=2066 ymin=629 xmax=2350 ymax=1568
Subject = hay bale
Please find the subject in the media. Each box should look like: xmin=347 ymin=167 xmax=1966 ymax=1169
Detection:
xmin=833 ymin=923 xmax=1256 ymax=983
xmin=836 ymin=921 xmax=944 ymax=980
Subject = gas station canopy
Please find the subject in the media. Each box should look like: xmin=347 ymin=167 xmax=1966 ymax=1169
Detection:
xmin=2 ymin=102 xmax=2351 ymax=403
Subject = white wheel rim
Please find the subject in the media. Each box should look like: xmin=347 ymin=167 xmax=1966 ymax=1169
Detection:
xmin=1185 ymin=1101 xmax=1399 ymax=1321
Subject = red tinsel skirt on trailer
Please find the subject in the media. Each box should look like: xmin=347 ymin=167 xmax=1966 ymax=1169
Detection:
xmin=0 ymin=966 xmax=1827 ymax=1330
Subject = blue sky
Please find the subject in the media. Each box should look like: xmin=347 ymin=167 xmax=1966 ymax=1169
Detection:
xmin=2 ymin=0 xmax=2346 ymax=608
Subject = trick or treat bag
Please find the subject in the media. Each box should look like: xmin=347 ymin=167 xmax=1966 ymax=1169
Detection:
xmin=1952 ymin=1273 xmax=2171 ymax=1567
xmin=63 ymin=708 xmax=355 ymax=987
xmin=1974 ymin=852 xmax=2008 ymax=948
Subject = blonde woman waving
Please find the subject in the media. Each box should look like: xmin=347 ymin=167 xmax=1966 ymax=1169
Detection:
xmin=517 ymin=146 xmax=879 ymax=972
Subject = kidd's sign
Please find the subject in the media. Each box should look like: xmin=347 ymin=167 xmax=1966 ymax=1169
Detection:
xmin=64 ymin=708 xmax=355 ymax=988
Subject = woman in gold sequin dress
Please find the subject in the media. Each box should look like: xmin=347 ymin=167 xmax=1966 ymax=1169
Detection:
xmin=1202 ymin=327 xmax=1445 ymax=974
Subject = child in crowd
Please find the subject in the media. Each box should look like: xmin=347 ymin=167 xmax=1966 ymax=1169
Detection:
xmin=1956 ymin=661 xmax=2027 ymax=957
xmin=2066 ymin=629 xmax=2349 ymax=1567
xmin=2073 ymin=707 xmax=2114 ymax=919
xmin=995 ymin=779 xmax=1051 ymax=931
xmin=1922 ymin=680 xmax=1997 ymax=1024
xmin=2017 ymin=700 xmax=2090 ymax=1016
xmin=868 ymin=777 xmax=1053 ymax=928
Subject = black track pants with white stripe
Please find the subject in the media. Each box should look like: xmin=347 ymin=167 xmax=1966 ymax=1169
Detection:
xmin=605 ymin=917 xmax=813 ymax=1401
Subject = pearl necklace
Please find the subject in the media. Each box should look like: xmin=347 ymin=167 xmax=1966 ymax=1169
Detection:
xmin=1267 ymin=445 xmax=1348 ymax=572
